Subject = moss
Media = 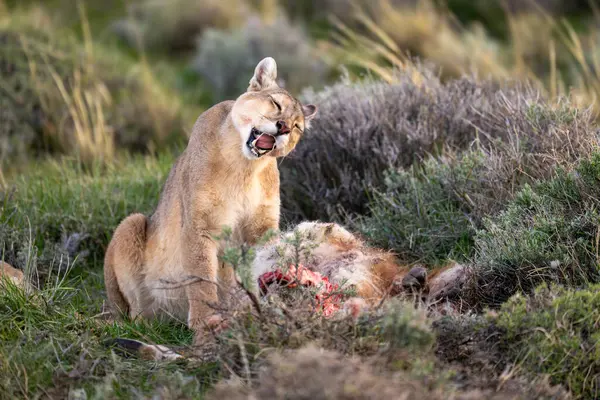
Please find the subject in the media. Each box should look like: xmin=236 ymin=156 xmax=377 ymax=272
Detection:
xmin=493 ymin=283 xmax=600 ymax=398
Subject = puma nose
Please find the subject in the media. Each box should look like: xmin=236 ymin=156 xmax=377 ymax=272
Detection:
xmin=276 ymin=120 xmax=290 ymax=135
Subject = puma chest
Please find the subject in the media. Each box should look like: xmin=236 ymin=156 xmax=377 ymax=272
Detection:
xmin=218 ymin=174 xmax=271 ymax=224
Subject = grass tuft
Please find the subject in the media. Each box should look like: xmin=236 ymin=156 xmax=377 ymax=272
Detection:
xmin=0 ymin=13 xmax=194 ymax=171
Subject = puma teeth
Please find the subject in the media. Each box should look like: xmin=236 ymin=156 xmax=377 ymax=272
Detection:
xmin=247 ymin=127 xmax=276 ymax=158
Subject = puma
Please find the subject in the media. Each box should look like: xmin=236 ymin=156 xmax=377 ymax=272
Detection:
xmin=103 ymin=57 xmax=317 ymax=344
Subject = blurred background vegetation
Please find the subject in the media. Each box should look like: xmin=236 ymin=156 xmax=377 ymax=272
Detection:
xmin=1 ymin=0 xmax=600 ymax=174
xmin=4 ymin=0 xmax=600 ymax=294
xmin=3 ymin=0 xmax=600 ymax=288
xmin=3 ymin=1 xmax=600 ymax=397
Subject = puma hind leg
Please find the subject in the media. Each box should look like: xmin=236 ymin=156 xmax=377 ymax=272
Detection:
xmin=103 ymin=213 xmax=148 ymax=319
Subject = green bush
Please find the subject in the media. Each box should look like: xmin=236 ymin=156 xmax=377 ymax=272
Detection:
xmin=473 ymin=153 xmax=600 ymax=304
xmin=357 ymin=152 xmax=482 ymax=263
xmin=493 ymin=283 xmax=600 ymax=399
xmin=354 ymin=109 xmax=597 ymax=264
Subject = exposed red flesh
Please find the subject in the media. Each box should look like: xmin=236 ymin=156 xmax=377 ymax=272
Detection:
xmin=258 ymin=264 xmax=343 ymax=317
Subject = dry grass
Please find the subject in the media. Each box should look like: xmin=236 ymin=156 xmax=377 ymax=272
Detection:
xmin=0 ymin=6 xmax=193 ymax=170
xmin=326 ymin=0 xmax=600 ymax=119
xmin=326 ymin=0 xmax=510 ymax=82
xmin=25 ymin=33 xmax=116 ymax=164
xmin=112 ymin=0 xmax=249 ymax=54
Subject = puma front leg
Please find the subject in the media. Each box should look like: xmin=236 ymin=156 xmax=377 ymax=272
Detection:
xmin=181 ymin=227 xmax=220 ymax=344
xmin=242 ymin=204 xmax=280 ymax=246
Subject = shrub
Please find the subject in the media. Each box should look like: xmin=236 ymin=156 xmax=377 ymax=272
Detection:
xmin=209 ymin=341 xmax=571 ymax=399
xmin=359 ymin=105 xmax=598 ymax=264
xmin=210 ymin=300 xmax=569 ymax=399
xmin=432 ymin=311 xmax=572 ymax=400
xmin=357 ymin=152 xmax=481 ymax=263
xmin=0 ymin=22 xmax=191 ymax=169
xmin=111 ymin=0 xmax=247 ymax=54
xmin=329 ymin=0 xmax=600 ymax=124
xmin=209 ymin=344 xmax=446 ymax=400
xmin=215 ymin=295 xmax=435 ymax=371
xmin=472 ymin=153 xmax=600 ymax=305
xmin=192 ymin=14 xmax=329 ymax=102
xmin=493 ymin=283 xmax=600 ymax=399
xmin=280 ymin=67 xmax=596 ymax=223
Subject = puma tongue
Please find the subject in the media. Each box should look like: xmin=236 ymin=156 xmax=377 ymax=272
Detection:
xmin=255 ymin=134 xmax=276 ymax=150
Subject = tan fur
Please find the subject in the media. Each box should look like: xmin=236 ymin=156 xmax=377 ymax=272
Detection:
xmin=103 ymin=58 xmax=317 ymax=343
xmin=253 ymin=222 xmax=466 ymax=308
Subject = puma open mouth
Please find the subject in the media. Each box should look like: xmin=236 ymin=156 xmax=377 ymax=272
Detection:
xmin=247 ymin=128 xmax=276 ymax=158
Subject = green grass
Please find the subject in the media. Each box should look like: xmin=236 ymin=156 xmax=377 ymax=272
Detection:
xmin=1 ymin=151 xmax=176 ymax=269
xmin=0 ymin=269 xmax=218 ymax=399
xmin=0 ymin=154 xmax=455 ymax=397
xmin=0 ymin=151 xmax=205 ymax=398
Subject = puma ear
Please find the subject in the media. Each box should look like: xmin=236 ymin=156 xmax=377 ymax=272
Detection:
xmin=302 ymin=104 xmax=317 ymax=121
xmin=248 ymin=57 xmax=278 ymax=92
